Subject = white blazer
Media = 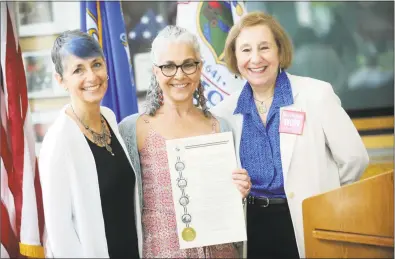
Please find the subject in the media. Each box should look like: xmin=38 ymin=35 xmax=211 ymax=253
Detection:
xmin=38 ymin=105 xmax=143 ymax=258
xmin=211 ymin=73 xmax=369 ymax=258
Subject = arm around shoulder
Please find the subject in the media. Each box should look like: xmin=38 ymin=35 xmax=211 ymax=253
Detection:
xmin=38 ymin=134 xmax=83 ymax=257
xmin=216 ymin=115 xmax=233 ymax=133
xmin=210 ymin=90 xmax=241 ymax=120
xmin=118 ymin=113 xmax=139 ymax=152
xmin=317 ymin=83 xmax=369 ymax=185
xmin=118 ymin=113 xmax=142 ymax=172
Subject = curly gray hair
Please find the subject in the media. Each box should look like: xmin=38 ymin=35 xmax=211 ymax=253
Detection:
xmin=145 ymin=25 xmax=210 ymax=117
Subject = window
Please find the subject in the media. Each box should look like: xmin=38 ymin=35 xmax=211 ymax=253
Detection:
xmin=246 ymin=1 xmax=394 ymax=115
xmin=16 ymin=1 xmax=80 ymax=154
xmin=122 ymin=1 xmax=176 ymax=111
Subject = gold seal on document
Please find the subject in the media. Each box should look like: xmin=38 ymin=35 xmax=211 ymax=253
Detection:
xmin=182 ymin=227 xmax=196 ymax=241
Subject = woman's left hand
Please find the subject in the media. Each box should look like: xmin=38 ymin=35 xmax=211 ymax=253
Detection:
xmin=232 ymin=168 xmax=251 ymax=198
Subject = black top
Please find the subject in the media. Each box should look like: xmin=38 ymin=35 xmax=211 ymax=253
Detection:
xmin=85 ymin=123 xmax=139 ymax=259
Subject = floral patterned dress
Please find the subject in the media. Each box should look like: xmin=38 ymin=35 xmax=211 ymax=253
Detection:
xmin=140 ymin=124 xmax=239 ymax=258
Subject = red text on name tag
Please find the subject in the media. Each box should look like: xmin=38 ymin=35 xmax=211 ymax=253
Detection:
xmin=279 ymin=110 xmax=306 ymax=135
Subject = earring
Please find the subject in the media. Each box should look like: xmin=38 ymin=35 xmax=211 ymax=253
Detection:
xmin=107 ymin=75 xmax=109 ymax=81
xmin=193 ymin=88 xmax=199 ymax=107
xmin=158 ymin=90 xmax=164 ymax=105
xmin=234 ymin=75 xmax=238 ymax=79
xmin=193 ymin=88 xmax=199 ymax=99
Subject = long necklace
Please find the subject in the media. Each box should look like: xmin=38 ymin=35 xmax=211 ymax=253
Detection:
xmin=254 ymin=94 xmax=274 ymax=114
xmin=71 ymin=105 xmax=114 ymax=156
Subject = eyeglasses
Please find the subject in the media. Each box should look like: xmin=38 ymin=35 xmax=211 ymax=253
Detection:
xmin=155 ymin=61 xmax=200 ymax=77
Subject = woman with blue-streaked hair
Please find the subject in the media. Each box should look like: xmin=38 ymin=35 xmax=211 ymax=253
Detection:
xmin=38 ymin=30 xmax=142 ymax=258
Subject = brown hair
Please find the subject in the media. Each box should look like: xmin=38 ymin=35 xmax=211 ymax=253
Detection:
xmin=224 ymin=11 xmax=293 ymax=76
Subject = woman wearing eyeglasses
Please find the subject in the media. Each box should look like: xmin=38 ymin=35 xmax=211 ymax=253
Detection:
xmin=118 ymin=25 xmax=251 ymax=258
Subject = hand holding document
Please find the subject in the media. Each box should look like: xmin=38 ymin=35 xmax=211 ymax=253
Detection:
xmin=166 ymin=132 xmax=247 ymax=249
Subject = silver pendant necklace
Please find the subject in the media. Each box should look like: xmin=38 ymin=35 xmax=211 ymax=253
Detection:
xmin=254 ymin=95 xmax=274 ymax=115
xmin=71 ymin=105 xmax=114 ymax=156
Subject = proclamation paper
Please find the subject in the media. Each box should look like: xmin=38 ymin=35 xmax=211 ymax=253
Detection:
xmin=166 ymin=132 xmax=247 ymax=249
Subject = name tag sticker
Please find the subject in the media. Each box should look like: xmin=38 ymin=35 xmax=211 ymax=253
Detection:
xmin=279 ymin=110 xmax=306 ymax=135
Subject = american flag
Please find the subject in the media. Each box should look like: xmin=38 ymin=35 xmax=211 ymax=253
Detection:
xmin=128 ymin=9 xmax=167 ymax=42
xmin=0 ymin=2 xmax=45 ymax=258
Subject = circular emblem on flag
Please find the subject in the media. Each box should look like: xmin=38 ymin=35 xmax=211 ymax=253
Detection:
xmin=196 ymin=1 xmax=234 ymax=65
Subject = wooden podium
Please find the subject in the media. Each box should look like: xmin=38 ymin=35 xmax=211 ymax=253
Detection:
xmin=302 ymin=171 xmax=394 ymax=258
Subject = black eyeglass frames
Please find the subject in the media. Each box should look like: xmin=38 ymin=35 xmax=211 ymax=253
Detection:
xmin=154 ymin=61 xmax=200 ymax=77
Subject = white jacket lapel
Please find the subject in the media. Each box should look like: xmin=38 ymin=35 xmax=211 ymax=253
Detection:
xmin=279 ymin=106 xmax=301 ymax=184
xmin=280 ymin=73 xmax=305 ymax=183
xmin=232 ymin=114 xmax=243 ymax=168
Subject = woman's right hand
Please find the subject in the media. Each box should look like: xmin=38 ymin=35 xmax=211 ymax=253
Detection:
xmin=232 ymin=168 xmax=251 ymax=198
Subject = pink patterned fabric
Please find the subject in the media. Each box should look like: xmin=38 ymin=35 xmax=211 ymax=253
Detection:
xmin=140 ymin=129 xmax=239 ymax=258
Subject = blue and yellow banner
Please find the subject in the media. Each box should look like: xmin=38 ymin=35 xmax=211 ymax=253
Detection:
xmin=80 ymin=1 xmax=138 ymax=122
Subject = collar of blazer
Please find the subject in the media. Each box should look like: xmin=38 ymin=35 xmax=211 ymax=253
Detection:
xmin=279 ymin=105 xmax=302 ymax=184
xmin=228 ymin=73 xmax=303 ymax=114
xmin=280 ymin=73 xmax=304 ymax=183
xmin=229 ymin=73 xmax=305 ymax=184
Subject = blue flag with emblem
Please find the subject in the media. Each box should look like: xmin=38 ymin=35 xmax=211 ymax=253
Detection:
xmin=80 ymin=1 xmax=138 ymax=122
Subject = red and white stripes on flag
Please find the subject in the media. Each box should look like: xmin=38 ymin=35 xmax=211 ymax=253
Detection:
xmin=0 ymin=3 xmax=45 ymax=258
